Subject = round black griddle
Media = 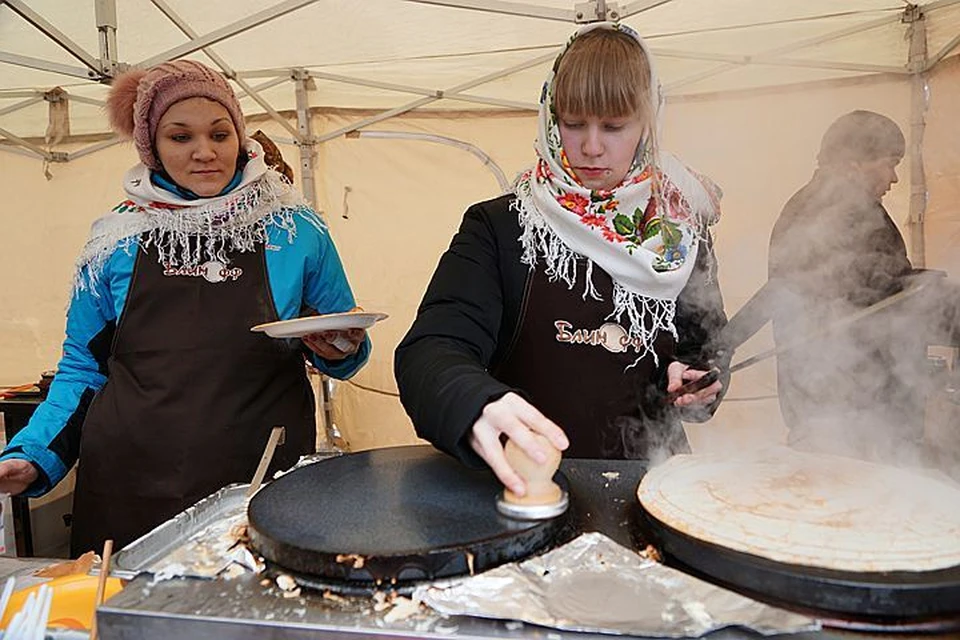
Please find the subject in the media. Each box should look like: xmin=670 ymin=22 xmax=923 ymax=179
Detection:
xmin=248 ymin=445 xmax=571 ymax=593
xmin=634 ymin=502 xmax=960 ymax=629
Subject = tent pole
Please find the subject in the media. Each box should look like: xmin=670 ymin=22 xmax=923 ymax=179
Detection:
xmin=401 ymin=0 xmax=573 ymax=22
xmin=95 ymin=0 xmax=119 ymax=76
xmin=620 ymin=0 xmax=673 ymax=18
xmin=667 ymin=10 xmax=904 ymax=92
xmin=0 ymin=126 xmax=52 ymax=160
xmin=0 ymin=145 xmax=49 ymax=160
xmin=148 ymin=0 xmax=300 ymax=139
xmin=236 ymin=77 xmax=288 ymax=100
xmin=350 ymin=130 xmax=511 ymax=193
xmin=654 ymin=47 xmax=906 ymax=75
xmin=0 ymin=52 xmax=92 ymax=80
xmin=67 ymin=136 xmax=122 ymax=161
xmin=905 ymin=4 xmax=928 ymax=268
xmin=294 ymin=68 xmax=340 ymax=452
xmin=317 ymin=49 xmax=556 ymax=143
xmin=3 ymin=0 xmax=102 ymax=75
xmin=137 ymin=0 xmax=320 ymax=68
xmin=0 ymin=97 xmax=44 ymax=118
xmin=294 ymin=70 xmax=318 ymax=211
xmin=316 ymin=97 xmax=439 ymax=144
xmin=247 ymin=68 xmax=539 ymax=110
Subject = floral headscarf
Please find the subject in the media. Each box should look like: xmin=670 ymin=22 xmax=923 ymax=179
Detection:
xmin=514 ymin=22 xmax=721 ymax=364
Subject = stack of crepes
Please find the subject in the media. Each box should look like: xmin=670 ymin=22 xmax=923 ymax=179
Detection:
xmin=637 ymin=446 xmax=960 ymax=573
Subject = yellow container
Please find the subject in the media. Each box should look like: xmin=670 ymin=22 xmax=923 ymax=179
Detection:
xmin=0 ymin=574 xmax=124 ymax=631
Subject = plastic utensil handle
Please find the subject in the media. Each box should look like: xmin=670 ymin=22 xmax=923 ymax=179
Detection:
xmin=330 ymin=335 xmax=354 ymax=352
xmin=663 ymin=368 xmax=721 ymax=405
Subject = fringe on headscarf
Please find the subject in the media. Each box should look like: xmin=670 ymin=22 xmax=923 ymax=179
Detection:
xmin=74 ymin=169 xmax=324 ymax=296
xmin=514 ymin=188 xmax=678 ymax=367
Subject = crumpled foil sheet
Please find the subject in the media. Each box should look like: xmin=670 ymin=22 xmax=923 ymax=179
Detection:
xmin=148 ymin=509 xmax=256 ymax=581
xmin=415 ymin=532 xmax=820 ymax=638
xmin=120 ymin=454 xmax=342 ymax=582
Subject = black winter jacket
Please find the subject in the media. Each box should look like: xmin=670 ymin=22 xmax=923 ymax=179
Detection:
xmin=768 ymin=170 xmax=923 ymax=450
xmin=395 ymin=194 xmax=728 ymax=467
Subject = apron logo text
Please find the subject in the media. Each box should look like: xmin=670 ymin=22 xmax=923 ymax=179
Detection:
xmin=163 ymin=260 xmax=243 ymax=284
xmin=554 ymin=320 xmax=644 ymax=354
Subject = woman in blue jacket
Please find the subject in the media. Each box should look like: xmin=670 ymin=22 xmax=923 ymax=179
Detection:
xmin=0 ymin=60 xmax=369 ymax=556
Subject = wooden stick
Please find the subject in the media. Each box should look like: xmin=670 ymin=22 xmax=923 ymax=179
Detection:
xmin=89 ymin=538 xmax=113 ymax=640
xmin=247 ymin=426 xmax=285 ymax=498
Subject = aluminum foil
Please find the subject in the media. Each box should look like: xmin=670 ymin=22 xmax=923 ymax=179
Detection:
xmin=112 ymin=454 xmax=341 ymax=581
xmin=146 ymin=509 xmax=255 ymax=580
xmin=415 ymin=532 xmax=820 ymax=637
xmin=111 ymin=484 xmax=252 ymax=580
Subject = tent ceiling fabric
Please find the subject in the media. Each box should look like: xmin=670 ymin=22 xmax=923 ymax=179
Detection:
xmin=2 ymin=0 xmax=960 ymax=141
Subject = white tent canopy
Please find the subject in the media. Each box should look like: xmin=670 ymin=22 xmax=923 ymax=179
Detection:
xmin=3 ymin=1 xmax=960 ymax=140
xmin=4 ymin=0 xmax=958 ymax=262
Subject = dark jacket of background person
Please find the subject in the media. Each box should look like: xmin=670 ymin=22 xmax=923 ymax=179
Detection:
xmin=768 ymin=169 xmax=923 ymax=456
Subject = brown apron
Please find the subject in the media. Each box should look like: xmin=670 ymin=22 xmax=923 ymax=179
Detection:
xmin=70 ymin=241 xmax=315 ymax=556
xmin=493 ymin=264 xmax=684 ymax=459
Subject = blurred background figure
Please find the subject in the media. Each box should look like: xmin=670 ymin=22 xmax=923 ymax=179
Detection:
xmin=768 ymin=110 xmax=956 ymax=462
xmin=252 ymin=129 xmax=295 ymax=183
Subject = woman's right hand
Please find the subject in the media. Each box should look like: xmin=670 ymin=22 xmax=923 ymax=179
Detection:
xmin=468 ymin=392 xmax=569 ymax=498
xmin=0 ymin=459 xmax=38 ymax=496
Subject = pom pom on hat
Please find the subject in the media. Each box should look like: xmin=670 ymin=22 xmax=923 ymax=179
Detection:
xmin=106 ymin=68 xmax=146 ymax=139
xmin=105 ymin=60 xmax=245 ymax=169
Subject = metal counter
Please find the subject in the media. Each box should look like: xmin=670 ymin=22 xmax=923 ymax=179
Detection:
xmin=94 ymin=459 xmax=953 ymax=640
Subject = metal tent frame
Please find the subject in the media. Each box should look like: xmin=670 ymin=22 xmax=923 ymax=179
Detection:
xmin=4 ymin=1 xmax=959 ymax=176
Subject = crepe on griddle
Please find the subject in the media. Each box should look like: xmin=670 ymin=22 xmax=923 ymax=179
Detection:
xmin=637 ymin=447 xmax=960 ymax=573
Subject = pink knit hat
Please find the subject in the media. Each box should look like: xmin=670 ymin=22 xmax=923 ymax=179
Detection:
xmin=107 ymin=60 xmax=246 ymax=170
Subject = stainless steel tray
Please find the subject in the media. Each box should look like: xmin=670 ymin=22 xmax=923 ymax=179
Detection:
xmin=110 ymin=454 xmax=345 ymax=581
xmin=110 ymin=483 xmax=249 ymax=580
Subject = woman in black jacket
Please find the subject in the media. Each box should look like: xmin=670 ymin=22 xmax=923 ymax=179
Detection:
xmin=396 ymin=23 xmax=728 ymax=498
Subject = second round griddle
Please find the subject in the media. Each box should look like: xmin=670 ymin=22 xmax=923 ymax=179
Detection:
xmin=633 ymin=450 xmax=960 ymax=627
xmin=247 ymin=445 xmax=570 ymax=588
xmin=635 ymin=503 xmax=960 ymax=627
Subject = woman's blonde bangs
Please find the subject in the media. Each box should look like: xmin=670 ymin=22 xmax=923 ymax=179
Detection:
xmin=553 ymin=30 xmax=652 ymax=119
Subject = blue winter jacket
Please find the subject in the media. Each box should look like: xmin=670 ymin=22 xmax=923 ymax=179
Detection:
xmin=1 ymin=208 xmax=369 ymax=496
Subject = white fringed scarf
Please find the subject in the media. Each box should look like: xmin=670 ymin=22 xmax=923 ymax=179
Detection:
xmin=74 ymin=139 xmax=324 ymax=294
xmin=514 ymin=22 xmax=721 ymax=365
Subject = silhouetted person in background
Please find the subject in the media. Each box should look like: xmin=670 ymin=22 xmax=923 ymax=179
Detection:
xmin=768 ymin=110 xmax=929 ymax=461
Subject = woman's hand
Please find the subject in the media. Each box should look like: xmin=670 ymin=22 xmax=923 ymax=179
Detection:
xmin=0 ymin=459 xmax=38 ymax=496
xmin=468 ymin=392 xmax=569 ymax=497
xmin=666 ymin=361 xmax=723 ymax=407
xmin=302 ymin=328 xmax=365 ymax=360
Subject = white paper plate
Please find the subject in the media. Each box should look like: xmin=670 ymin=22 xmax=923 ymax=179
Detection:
xmin=251 ymin=312 xmax=388 ymax=338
